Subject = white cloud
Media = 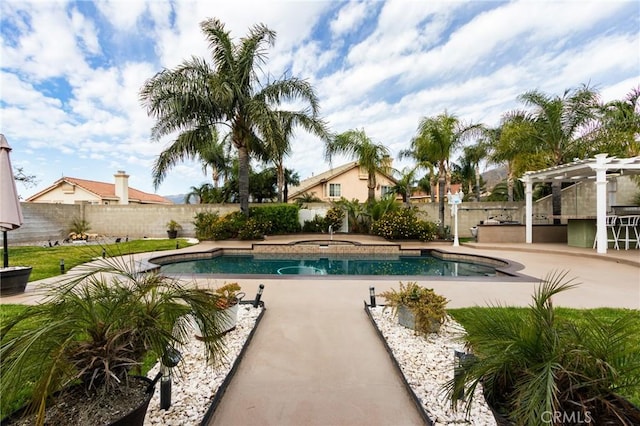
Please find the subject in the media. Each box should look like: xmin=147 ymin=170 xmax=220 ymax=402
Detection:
xmin=329 ymin=1 xmax=370 ymax=37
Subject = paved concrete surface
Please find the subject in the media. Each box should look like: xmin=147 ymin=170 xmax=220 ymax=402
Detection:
xmin=2 ymin=236 xmax=639 ymax=426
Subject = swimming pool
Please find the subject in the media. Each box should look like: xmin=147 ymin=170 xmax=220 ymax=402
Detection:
xmin=159 ymin=252 xmax=501 ymax=277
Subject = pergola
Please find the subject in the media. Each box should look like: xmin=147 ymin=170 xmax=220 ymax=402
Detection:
xmin=521 ymin=154 xmax=640 ymax=254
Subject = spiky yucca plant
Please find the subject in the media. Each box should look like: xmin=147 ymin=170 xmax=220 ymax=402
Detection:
xmin=0 ymin=253 xmax=227 ymax=426
xmin=446 ymin=271 xmax=640 ymax=425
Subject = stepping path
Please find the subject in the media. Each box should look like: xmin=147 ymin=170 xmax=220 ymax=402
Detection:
xmin=206 ymin=279 xmax=425 ymax=426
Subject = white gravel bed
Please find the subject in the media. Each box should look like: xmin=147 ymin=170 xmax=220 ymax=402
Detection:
xmin=144 ymin=304 xmax=263 ymax=425
xmin=369 ymin=307 xmax=496 ymax=426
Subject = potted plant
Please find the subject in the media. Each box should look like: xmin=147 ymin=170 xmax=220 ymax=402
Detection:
xmin=446 ymin=271 xmax=640 ymax=425
xmin=166 ymin=220 xmax=182 ymax=239
xmin=0 ymin=254 xmax=227 ymax=426
xmin=379 ymin=281 xmax=448 ymax=334
xmin=214 ymin=283 xmax=245 ymax=334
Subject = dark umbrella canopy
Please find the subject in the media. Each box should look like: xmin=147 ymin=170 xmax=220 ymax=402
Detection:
xmin=0 ymin=134 xmax=24 ymax=268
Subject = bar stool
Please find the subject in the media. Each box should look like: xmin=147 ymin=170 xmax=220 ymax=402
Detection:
xmin=617 ymin=215 xmax=640 ymax=250
xmin=593 ymin=215 xmax=619 ymax=250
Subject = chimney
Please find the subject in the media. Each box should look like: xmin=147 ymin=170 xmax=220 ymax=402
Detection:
xmin=114 ymin=170 xmax=129 ymax=205
xmin=381 ymin=155 xmax=393 ymax=175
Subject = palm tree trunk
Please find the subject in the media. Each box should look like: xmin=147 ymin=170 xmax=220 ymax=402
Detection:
xmin=368 ymin=173 xmax=376 ymax=203
xmin=552 ymin=181 xmax=562 ymax=225
xmin=507 ymin=175 xmax=514 ymax=202
xmin=438 ymin=176 xmax=446 ymax=235
xmin=475 ymin=166 xmax=481 ymax=201
xmin=430 ymin=175 xmax=437 ymax=203
xmin=238 ymin=145 xmax=250 ymax=216
xmin=276 ymin=163 xmax=285 ymax=203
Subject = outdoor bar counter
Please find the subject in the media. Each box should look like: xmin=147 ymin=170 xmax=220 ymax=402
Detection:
xmin=476 ymin=223 xmax=567 ymax=244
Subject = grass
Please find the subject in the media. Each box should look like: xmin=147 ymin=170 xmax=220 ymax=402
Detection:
xmin=449 ymin=307 xmax=640 ymax=407
xmin=1 ymin=238 xmax=194 ymax=282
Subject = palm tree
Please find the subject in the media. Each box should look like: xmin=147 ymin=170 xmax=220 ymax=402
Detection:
xmin=590 ymin=86 xmax=640 ymax=157
xmin=325 ymin=129 xmax=390 ymax=203
xmin=407 ymin=112 xmax=483 ymax=234
xmin=517 ymin=85 xmax=600 ymax=222
xmin=485 ymin=113 xmax=540 ymax=202
xmin=150 ymin=127 xmax=228 ymax=190
xmin=391 ymin=166 xmax=421 ymax=205
xmin=461 ymin=142 xmax=487 ymax=201
xmin=259 ymin=112 xmax=329 ymax=202
xmin=140 ymin=18 xmax=323 ymax=216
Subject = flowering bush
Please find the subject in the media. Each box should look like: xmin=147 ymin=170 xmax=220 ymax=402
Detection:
xmin=371 ymin=208 xmax=437 ymax=241
xmin=238 ymin=218 xmax=270 ymax=240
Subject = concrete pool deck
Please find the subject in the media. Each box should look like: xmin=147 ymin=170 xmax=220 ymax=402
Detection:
xmin=2 ymin=236 xmax=639 ymax=425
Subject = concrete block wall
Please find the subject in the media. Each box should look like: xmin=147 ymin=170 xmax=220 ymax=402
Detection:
xmin=415 ymin=202 xmax=529 ymax=238
xmin=84 ymin=204 xmax=238 ymax=238
xmin=9 ymin=203 xmax=80 ymax=243
xmin=535 ymin=176 xmax=638 ymax=219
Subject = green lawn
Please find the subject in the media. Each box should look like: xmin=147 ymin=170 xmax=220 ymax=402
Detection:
xmin=449 ymin=307 xmax=640 ymax=407
xmin=1 ymin=239 xmax=194 ymax=281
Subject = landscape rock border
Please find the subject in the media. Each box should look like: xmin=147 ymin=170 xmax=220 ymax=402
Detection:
xmin=364 ymin=303 xmax=497 ymax=425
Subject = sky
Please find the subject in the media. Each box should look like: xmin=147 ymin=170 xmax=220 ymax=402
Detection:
xmin=1 ymin=0 xmax=639 ymax=200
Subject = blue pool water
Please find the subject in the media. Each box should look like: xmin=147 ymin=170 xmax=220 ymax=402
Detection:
xmin=159 ymin=253 xmax=499 ymax=277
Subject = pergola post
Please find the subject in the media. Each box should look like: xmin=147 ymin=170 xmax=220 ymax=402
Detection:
xmin=523 ymin=175 xmax=533 ymax=244
xmin=593 ymin=154 xmax=608 ymax=254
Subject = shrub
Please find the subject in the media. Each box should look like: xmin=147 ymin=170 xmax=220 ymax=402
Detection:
xmin=238 ymin=218 xmax=270 ymax=240
xmin=324 ymin=206 xmax=344 ymax=231
xmin=193 ymin=211 xmax=220 ymax=240
xmin=249 ymin=204 xmax=300 ymax=234
xmin=371 ymin=208 xmax=437 ymax=241
xmin=302 ymin=214 xmax=325 ymax=232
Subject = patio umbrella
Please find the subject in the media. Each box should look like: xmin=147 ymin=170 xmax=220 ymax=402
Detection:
xmin=0 ymin=134 xmax=23 ymax=268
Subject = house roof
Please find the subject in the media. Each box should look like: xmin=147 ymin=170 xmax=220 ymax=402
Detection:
xmin=288 ymin=162 xmax=398 ymax=199
xmin=26 ymin=176 xmax=173 ymax=204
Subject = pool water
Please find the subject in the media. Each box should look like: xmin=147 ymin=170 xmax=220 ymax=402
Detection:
xmin=159 ymin=253 xmax=498 ymax=277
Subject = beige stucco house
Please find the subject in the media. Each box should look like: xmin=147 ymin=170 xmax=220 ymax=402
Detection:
xmin=287 ymin=162 xmax=398 ymax=203
xmin=26 ymin=171 xmax=172 ymax=205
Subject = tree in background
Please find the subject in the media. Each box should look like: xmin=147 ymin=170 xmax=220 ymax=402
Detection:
xmin=406 ymin=111 xmax=483 ymax=234
xmin=141 ymin=18 xmax=324 ymax=216
xmin=325 ymin=129 xmax=390 ymax=203
xmin=590 ymin=86 xmax=640 ymax=157
xmin=259 ymin=112 xmax=329 ymax=203
xmin=516 ymin=85 xmax=599 ymax=223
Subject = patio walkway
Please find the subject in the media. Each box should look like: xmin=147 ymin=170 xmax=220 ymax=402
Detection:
xmin=3 ymin=237 xmax=639 ymax=425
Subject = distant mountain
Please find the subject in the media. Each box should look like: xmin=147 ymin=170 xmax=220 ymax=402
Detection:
xmin=481 ymin=166 xmax=508 ymax=191
xmin=164 ymin=194 xmax=186 ymax=204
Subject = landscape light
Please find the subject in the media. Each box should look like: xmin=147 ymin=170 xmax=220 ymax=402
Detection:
xmin=369 ymin=286 xmax=376 ymax=307
xmin=253 ymin=284 xmax=264 ymax=308
xmin=59 ymin=259 xmax=65 ymax=274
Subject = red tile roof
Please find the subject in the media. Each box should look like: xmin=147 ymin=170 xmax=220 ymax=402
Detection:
xmin=27 ymin=176 xmax=172 ymax=204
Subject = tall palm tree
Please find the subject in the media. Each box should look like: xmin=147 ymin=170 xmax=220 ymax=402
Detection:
xmin=325 ymin=129 xmax=390 ymax=203
xmin=407 ymin=112 xmax=483 ymax=234
xmin=461 ymin=142 xmax=487 ymax=201
xmin=591 ymin=86 xmax=640 ymax=157
xmin=517 ymin=85 xmax=600 ymax=222
xmin=259 ymin=112 xmax=329 ymax=203
xmin=486 ymin=113 xmax=541 ymax=202
xmin=140 ymin=18 xmax=323 ymax=216
xmin=391 ymin=166 xmax=421 ymax=206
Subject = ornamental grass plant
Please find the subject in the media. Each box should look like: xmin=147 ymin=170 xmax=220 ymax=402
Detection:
xmin=0 ymin=253 xmax=228 ymax=425
xmin=446 ymin=271 xmax=640 ymax=425
xmin=379 ymin=281 xmax=448 ymax=334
